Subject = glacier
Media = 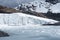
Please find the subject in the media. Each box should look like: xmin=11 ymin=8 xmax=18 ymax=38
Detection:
xmin=0 ymin=13 xmax=58 ymax=26
xmin=0 ymin=13 xmax=59 ymax=40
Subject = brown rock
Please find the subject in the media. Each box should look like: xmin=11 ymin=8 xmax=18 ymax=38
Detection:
xmin=0 ymin=5 xmax=20 ymax=13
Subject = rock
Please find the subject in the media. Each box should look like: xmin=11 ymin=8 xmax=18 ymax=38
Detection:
xmin=54 ymin=22 xmax=60 ymax=25
xmin=0 ymin=5 xmax=20 ymax=13
xmin=0 ymin=31 xmax=9 ymax=37
xmin=45 ymin=0 xmax=58 ymax=4
xmin=43 ymin=22 xmax=60 ymax=26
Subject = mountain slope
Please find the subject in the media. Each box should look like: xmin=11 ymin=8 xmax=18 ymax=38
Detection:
xmin=0 ymin=0 xmax=35 ymax=8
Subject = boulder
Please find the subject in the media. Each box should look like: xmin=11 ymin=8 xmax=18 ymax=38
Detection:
xmin=0 ymin=31 xmax=9 ymax=37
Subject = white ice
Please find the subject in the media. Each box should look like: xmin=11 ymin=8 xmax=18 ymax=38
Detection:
xmin=0 ymin=13 xmax=59 ymax=40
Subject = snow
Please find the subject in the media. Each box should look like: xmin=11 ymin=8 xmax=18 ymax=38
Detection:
xmin=50 ymin=3 xmax=60 ymax=13
xmin=15 ymin=0 xmax=60 ymax=13
xmin=31 ymin=0 xmax=60 ymax=13
xmin=35 ymin=6 xmax=48 ymax=13
xmin=30 ymin=0 xmax=60 ymax=13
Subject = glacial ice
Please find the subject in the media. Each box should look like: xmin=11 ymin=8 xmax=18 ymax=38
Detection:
xmin=0 ymin=13 xmax=59 ymax=40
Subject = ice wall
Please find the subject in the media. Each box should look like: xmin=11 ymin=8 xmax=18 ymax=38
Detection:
xmin=0 ymin=13 xmax=58 ymax=26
